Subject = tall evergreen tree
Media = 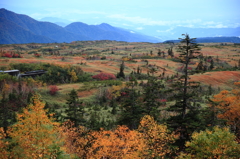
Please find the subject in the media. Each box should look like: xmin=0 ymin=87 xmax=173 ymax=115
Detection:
xmin=166 ymin=34 xmax=203 ymax=149
xmin=117 ymin=61 xmax=125 ymax=79
xmin=210 ymin=59 xmax=214 ymax=70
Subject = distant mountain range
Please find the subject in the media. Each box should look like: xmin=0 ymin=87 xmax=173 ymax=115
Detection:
xmin=0 ymin=8 xmax=161 ymax=44
xmin=164 ymin=36 xmax=240 ymax=43
xmin=1 ymin=8 xmax=240 ymax=44
xmin=157 ymin=26 xmax=240 ymax=41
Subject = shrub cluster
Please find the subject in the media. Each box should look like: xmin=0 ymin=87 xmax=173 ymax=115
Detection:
xmin=3 ymin=53 xmax=23 ymax=58
xmin=92 ymin=72 xmax=116 ymax=81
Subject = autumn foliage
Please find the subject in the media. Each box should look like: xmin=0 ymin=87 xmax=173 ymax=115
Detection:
xmin=7 ymin=94 xmax=63 ymax=158
xmin=180 ymin=126 xmax=240 ymax=158
xmin=92 ymin=72 xmax=116 ymax=80
xmin=2 ymin=53 xmax=23 ymax=58
xmin=210 ymin=82 xmax=240 ymax=137
xmin=49 ymin=85 xmax=59 ymax=95
xmin=60 ymin=115 xmax=178 ymax=158
xmin=60 ymin=121 xmax=90 ymax=158
xmin=87 ymin=125 xmax=147 ymax=158
xmin=0 ymin=128 xmax=9 ymax=159
xmin=138 ymin=115 xmax=177 ymax=158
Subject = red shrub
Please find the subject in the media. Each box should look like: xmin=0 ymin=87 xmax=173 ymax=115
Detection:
xmin=49 ymin=85 xmax=59 ymax=95
xmin=3 ymin=53 xmax=12 ymax=58
xmin=121 ymin=92 xmax=127 ymax=96
xmin=34 ymin=53 xmax=41 ymax=57
xmin=160 ymin=99 xmax=167 ymax=103
xmin=92 ymin=72 xmax=116 ymax=81
xmin=12 ymin=53 xmax=21 ymax=58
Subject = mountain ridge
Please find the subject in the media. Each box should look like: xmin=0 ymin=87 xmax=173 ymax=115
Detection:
xmin=1 ymin=8 xmax=240 ymax=44
xmin=0 ymin=8 xmax=161 ymax=44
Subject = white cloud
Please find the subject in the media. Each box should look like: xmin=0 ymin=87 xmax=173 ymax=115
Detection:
xmin=156 ymin=27 xmax=174 ymax=33
xmin=201 ymin=21 xmax=229 ymax=28
xmin=108 ymin=14 xmax=240 ymax=29
xmin=130 ymin=31 xmax=135 ymax=33
xmin=136 ymin=27 xmax=144 ymax=30
xmin=30 ymin=8 xmax=106 ymax=20
xmin=122 ymin=23 xmax=133 ymax=27
xmin=107 ymin=14 xmax=202 ymax=26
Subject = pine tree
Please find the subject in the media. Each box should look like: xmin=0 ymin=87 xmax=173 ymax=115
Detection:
xmin=166 ymin=34 xmax=203 ymax=149
xmin=118 ymin=77 xmax=143 ymax=129
xmin=210 ymin=59 xmax=214 ymax=70
xmin=0 ymin=82 xmax=15 ymax=133
xmin=117 ymin=61 xmax=125 ymax=79
xmin=196 ymin=61 xmax=204 ymax=72
xmin=137 ymin=65 xmax=141 ymax=74
xmin=65 ymin=89 xmax=86 ymax=127
xmin=142 ymin=76 xmax=165 ymax=120
xmin=158 ymin=49 xmax=161 ymax=56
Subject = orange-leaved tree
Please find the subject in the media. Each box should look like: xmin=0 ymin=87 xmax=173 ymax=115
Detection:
xmin=59 ymin=120 xmax=92 ymax=158
xmin=210 ymin=82 xmax=240 ymax=138
xmin=138 ymin=115 xmax=177 ymax=158
xmin=8 ymin=94 xmax=64 ymax=158
xmin=0 ymin=127 xmax=9 ymax=159
xmin=87 ymin=125 xmax=147 ymax=158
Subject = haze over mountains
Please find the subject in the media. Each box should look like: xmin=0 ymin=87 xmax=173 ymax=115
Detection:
xmin=0 ymin=8 xmax=161 ymax=44
xmin=0 ymin=8 xmax=240 ymax=44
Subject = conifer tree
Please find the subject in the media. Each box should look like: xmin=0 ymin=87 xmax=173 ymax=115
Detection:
xmin=166 ymin=34 xmax=203 ymax=149
xmin=117 ymin=61 xmax=125 ymax=79
xmin=142 ymin=76 xmax=165 ymax=120
xmin=65 ymin=89 xmax=86 ymax=127
xmin=210 ymin=59 xmax=214 ymax=70
xmin=158 ymin=49 xmax=161 ymax=56
xmin=118 ymin=77 xmax=143 ymax=129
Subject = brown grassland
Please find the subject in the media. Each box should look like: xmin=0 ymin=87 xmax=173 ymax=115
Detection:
xmin=1 ymin=40 xmax=240 ymax=104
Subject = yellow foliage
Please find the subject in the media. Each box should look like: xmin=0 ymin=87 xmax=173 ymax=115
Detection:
xmin=122 ymin=57 xmax=129 ymax=61
xmin=8 ymin=94 xmax=62 ymax=158
xmin=68 ymin=70 xmax=78 ymax=82
xmin=110 ymin=83 xmax=126 ymax=98
xmin=180 ymin=126 xmax=240 ymax=159
xmin=0 ymin=128 xmax=9 ymax=159
xmin=138 ymin=115 xmax=177 ymax=158
xmin=87 ymin=125 xmax=147 ymax=159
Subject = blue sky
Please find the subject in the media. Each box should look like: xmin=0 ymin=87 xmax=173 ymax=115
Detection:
xmin=1 ymin=0 xmax=240 ymax=37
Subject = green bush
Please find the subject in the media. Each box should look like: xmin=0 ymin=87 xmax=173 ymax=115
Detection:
xmin=179 ymin=126 xmax=240 ymax=159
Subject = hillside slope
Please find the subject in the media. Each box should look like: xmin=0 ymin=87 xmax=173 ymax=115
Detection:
xmin=0 ymin=17 xmax=54 ymax=44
